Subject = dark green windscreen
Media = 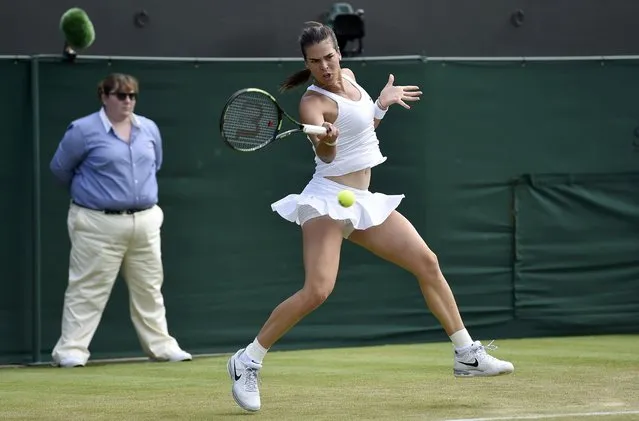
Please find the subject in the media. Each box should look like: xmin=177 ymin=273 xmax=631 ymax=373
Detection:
xmin=1 ymin=57 xmax=637 ymax=363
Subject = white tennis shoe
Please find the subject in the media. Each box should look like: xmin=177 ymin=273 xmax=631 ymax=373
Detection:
xmin=227 ymin=348 xmax=262 ymax=412
xmin=454 ymin=340 xmax=514 ymax=377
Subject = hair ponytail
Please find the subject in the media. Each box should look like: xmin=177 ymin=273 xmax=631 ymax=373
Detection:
xmin=279 ymin=68 xmax=312 ymax=92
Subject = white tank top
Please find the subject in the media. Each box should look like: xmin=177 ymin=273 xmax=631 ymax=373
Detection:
xmin=306 ymin=74 xmax=387 ymax=177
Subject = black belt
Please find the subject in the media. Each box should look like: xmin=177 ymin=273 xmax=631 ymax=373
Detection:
xmin=72 ymin=200 xmax=151 ymax=215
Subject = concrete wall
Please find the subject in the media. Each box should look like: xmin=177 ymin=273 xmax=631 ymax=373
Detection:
xmin=1 ymin=0 xmax=638 ymax=58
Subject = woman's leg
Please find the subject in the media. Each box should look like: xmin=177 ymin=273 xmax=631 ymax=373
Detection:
xmin=348 ymin=210 xmax=514 ymax=377
xmin=228 ymin=216 xmax=344 ymax=412
xmin=255 ymin=216 xmax=344 ymax=347
xmin=349 ymin=211 xmax=463 ymax=335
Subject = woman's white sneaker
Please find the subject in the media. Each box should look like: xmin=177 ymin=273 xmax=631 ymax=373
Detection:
xmin=227 ymin=349 xmax=262 ymax=412
xmin=454 ymin=340 xmax=514 ymax=377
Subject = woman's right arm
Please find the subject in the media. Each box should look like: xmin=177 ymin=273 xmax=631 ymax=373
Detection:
xmin=299 ymin=94 xmax=339 ymax=164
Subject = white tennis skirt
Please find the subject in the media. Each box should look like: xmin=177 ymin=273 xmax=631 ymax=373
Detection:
xmin=271 ymin=175 xmax=405 ymax=238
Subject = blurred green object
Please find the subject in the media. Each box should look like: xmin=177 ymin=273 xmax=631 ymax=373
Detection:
xmin=59 ymin=8 xmax=95 ymax=50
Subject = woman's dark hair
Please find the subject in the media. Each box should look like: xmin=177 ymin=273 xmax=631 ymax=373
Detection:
xmin=280 ymin=22 xmax=339 ymax=91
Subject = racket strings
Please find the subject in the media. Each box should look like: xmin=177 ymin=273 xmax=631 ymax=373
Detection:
xmin=221 ymin=92 xmax=279 ymax=151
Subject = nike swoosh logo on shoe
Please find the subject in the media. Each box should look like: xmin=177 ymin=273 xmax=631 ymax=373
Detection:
xmin=233 ymin=361 xmax=242 ymax=381
xmin=460 ymin=359 xmax=479 ymax=367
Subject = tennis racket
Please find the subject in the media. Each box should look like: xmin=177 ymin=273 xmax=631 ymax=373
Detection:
xmin=219 ymin=88 xmax=327 ymax=152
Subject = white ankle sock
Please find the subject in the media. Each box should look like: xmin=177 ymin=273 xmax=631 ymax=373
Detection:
xmin=449 ymin=328 xmax=473 ymax=349
xmin=243 ymin=338 xmax=269 ymax=364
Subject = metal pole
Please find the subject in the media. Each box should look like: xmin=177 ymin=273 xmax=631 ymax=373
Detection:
xmin=30 ymin=56 xmax=42 ymax=364
xmin=27 ymin=53 xmax=639 ymax=63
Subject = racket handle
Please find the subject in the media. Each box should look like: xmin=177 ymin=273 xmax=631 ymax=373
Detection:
xmin=302 ymin=124 xmax=328 ymax=136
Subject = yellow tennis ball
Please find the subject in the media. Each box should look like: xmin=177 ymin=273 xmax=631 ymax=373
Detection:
xmin=337 ymin=190 xmax=356 ymax=207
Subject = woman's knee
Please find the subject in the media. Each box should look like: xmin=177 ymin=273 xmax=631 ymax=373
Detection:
xmin=412 ymin=249 xmax=442 ymax=282
xmin=300 ymin=275 xmax=336 ymax=309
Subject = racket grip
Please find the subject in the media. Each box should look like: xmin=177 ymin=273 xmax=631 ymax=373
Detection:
xmin=302 ymin=124 xmax=328 ymax=136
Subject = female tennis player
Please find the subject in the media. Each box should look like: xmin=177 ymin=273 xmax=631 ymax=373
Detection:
xmin=228 ymin=22 xmax=514 ymax=412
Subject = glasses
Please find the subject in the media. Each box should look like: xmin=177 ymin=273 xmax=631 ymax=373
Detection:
xmin=111 ymin=92 xmax=138 ymax=101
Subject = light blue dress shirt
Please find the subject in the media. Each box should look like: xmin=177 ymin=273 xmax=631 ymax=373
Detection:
xmin=50 ymin=108 xmax=163 ymax=210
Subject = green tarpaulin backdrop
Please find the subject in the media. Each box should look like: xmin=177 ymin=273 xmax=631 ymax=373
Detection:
xmin=1 ymin=57 xmax=637 ymax=364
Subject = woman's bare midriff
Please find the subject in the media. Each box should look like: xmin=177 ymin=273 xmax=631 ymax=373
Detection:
xmin=325 ymin=167 xmax=371 ymax=190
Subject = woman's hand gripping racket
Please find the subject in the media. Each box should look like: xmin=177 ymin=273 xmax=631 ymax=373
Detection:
xmin=220 ymin=88 xmax=327 ymax=152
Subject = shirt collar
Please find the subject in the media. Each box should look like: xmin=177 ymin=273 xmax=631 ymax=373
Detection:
xmin=99 ymin=107 xmax=140 ymax=132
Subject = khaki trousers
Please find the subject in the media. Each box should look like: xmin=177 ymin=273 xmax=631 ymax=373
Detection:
xmin=52 ymin=203 xmax=182 ymax=364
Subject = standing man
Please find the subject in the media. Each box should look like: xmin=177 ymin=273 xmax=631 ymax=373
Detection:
xmin=49 ymin=73 xmax=191 ymax=367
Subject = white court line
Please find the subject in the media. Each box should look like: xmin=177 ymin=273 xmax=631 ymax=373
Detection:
xmin=443 ymin=410 xmax=639 ymax=421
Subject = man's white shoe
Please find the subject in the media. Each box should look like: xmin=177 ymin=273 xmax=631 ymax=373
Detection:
xmin=55 ymin=357 xmax=86 ymax=368
xmin=150 ymin=349 xmax=193 ymax=363
xmin=227 ymin=348 xmax=262 ymax=412
xmin=454 ymin=340 xmax=514 ymax=377
xmin=167 ymin=350 xmax=192 ymax=362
